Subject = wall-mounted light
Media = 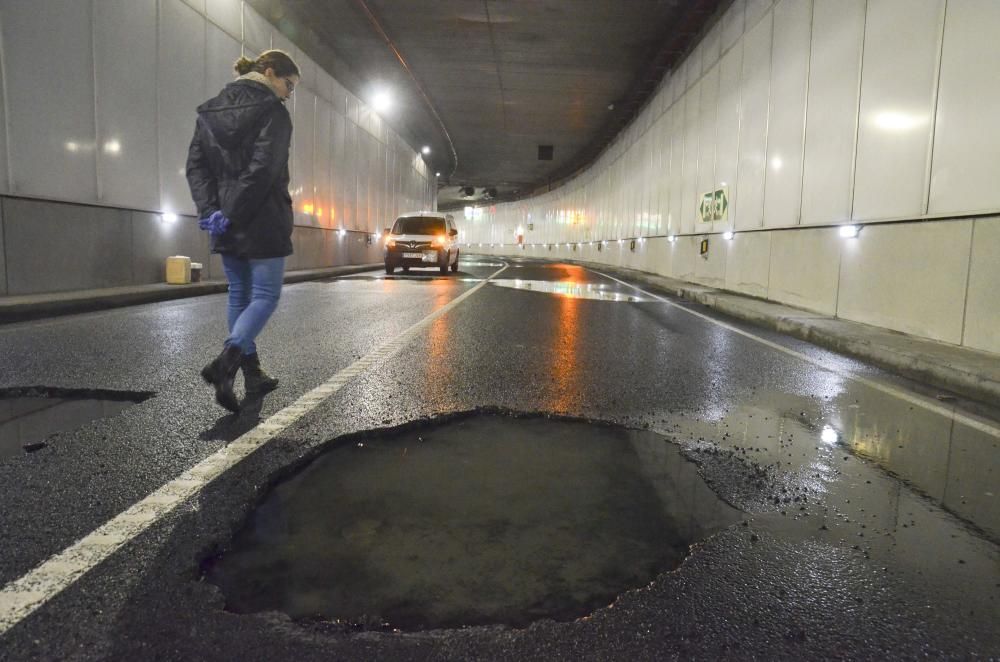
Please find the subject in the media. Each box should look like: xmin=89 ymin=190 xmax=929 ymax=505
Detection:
xmin=161 ymin=212 xmax=178 ymax=223
xmin=667 ymin=234 xmax=676 ymax=243
xmin=338 ymin=228 xmax=347 ymax=238
xmin=435 ymin=172 xmax=440 ymax=177
xmin=421 ymin=146 xmax=431 ymax=155
xmin=839 ymin=224 xmax=861 ymax=238
xmin=372 ymin=89 xmax=391 ymax=113
xmin=723 ymin=230 xmax=734 ymax=240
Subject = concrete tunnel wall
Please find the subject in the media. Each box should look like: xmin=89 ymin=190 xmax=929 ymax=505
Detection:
xmin=464 ymin=0 xmax=1000 ymax=357
xmin=0 ymin=0 xmax=436 ymax=296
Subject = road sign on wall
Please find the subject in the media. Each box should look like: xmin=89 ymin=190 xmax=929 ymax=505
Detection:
xmin=698 ymin=186 xmax=729 ymax=223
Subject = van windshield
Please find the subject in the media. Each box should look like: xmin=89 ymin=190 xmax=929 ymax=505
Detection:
xmin=392 ymin=216 xmax=447 ymax=235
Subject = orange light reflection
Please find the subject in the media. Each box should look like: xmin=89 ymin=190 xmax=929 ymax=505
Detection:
xmin=545 ymin=269 xmax=583 ymax=412
xmin=424 ymin=279 xmax=460 ymax=408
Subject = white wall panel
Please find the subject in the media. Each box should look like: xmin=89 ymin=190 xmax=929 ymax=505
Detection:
xmin=296 ymin=51 xmax=319 ymax=93
xmin=801 ymin=0 xmax=865 ymax=225
xmin=853 ymin=0 xmax=944 ymax=221
xmin=681 ymin=87 xmax=701 ymax=233
xmin=745 ymin=0 xmax=773 ymax=30
xmin=206 ymin=23 xmax=241 ymax=102
xmin=4 ymin=0 xmax=96 ymax=201
xmin=734 ymin=12 xmax=771 ymax=230
xmin=715 ymin=45 xmax=743 ymax=233
xmin=668 ymin=107 xmax=684 ymax=234
xmin=159 ymin=0 xmax=206 ymax=216
xmin=928 ymin=0 xmax=1000 ymax=215
xmin=693 ymin=234 xmax=728 ymax=287
xmin=205 ymin=0 xmax=241 ymax=38
xmin=762 ymin=0 xmax=811 ymax=228
xmin=94 ymin=0 xmax=158 ymax=210
xmin=698 ymin=65 xmax=720 ymax=231
xmin=671 ymin=236 xmax=699 ymax=281
xmin=837 ymin=220 xmax=970 ymax=343
xmin=316 ymin=69 xmax=335 ymax=104
xmin=686 ymin=45 xmax=702 ymax=88
xmin=292 ymin=89 xmax=316 ymax=226
xmin=356 ymin=132 xmax=371 ymax=230
xmin=654 ymin=115 xmax=670 ymax=235
xmin=331 ymin=111 xmax=346 ymax=225
xmin=702 ymin=23 xmax=722 ymax=73
xmin=314 ymin=100 xmax=333 ymax=228
xmin=963 ymin=218 xmax=1000 ymax=354
xmin=243 ymin=4 xmax=271 ymax=54
xmin=271 ymin=29 xmax=293 ymax=57
xmin=721 ymin=0 xmax=746 ymax=53
xmin=724 ymin=231 xmax=770 ymax=298
xmin=766 ymin=227 xmax=840 ymax=314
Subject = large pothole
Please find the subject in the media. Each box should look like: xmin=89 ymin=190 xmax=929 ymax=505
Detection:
xmin=204 ymin=413 xmax=742 ymax=630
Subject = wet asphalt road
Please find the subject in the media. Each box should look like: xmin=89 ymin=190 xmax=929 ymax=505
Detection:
xmin=0 ymin=255 xmax=998 ymax=660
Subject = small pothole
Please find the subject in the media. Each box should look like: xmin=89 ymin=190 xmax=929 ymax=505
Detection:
xmin=0 ymin=387 xmax=154 ymax=461
xmin=204 ymin=412 xmax=742 ymax=630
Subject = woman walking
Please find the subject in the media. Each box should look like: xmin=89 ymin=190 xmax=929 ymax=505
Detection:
xmin=186 ymin=50 xmax=300 ymax=412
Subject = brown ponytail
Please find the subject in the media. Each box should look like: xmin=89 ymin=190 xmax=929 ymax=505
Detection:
xmin=234 ymin=56 xmax=256 ymax=76
xmin=233 ymin=50 xmax=300 ymax=78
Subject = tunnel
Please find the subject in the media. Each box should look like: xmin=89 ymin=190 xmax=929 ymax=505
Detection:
xmin=0 ymin=1 xmax=998 ymax=659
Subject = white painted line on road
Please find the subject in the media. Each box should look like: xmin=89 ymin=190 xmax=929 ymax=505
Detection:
xmin=593 ymin=270 xmax=1000 ymax=440
xmin=0 ymin=263 xmax=509 ymax=635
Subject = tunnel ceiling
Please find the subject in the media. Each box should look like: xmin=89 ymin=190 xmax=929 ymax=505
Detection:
xmin=246 ymin=0 xmax=728 ymax=209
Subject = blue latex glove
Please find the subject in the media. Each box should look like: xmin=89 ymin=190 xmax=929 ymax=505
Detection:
xmin=198 ymin=210 xmax=231 ymax=236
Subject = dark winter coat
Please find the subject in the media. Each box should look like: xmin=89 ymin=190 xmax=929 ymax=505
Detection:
xmin=186 ymin=79 xmax=294 ymax=258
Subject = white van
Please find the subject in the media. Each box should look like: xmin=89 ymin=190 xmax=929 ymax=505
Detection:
xmin=383 ymin=212 xmax=459 ymax=274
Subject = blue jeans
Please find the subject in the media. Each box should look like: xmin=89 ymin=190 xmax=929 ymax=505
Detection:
xmin=221 ymin=255 xmax=285 ymax=354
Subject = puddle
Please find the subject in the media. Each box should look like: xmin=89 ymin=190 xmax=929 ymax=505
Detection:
xmin=204 ymin=414 xmax=741 ymax=630
xmin=663 ymin=387 xmax=1000 ymax=631
xmin=0 ymin=392 xmax=148 ymax=461
xmin=491 ymin=279 xmax=647 ymax=302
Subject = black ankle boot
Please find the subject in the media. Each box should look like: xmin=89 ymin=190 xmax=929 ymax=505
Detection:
xmin=200 ymin=344 xmax=243 ymax=412
xmin=241 ymin=352 xmax=279 ymax=394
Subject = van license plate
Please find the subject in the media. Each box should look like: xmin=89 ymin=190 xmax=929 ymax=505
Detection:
xmin=403 ymin=252 xmax=422 ymax=258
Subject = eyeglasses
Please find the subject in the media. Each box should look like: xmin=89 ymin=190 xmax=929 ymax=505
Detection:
xmin=283 ymin=77 xmax=296 ymax=95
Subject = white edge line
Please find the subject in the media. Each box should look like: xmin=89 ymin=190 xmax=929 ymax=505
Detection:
xmin=591 ymin=269 xmax=1000 ymax=440
xmin=0 ymin=262 xmax=510 ymax=635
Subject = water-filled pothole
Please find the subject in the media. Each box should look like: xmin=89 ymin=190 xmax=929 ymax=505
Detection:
xmin=204 ymin=413 xmax=742 ymax=630
xmin=0 ymin=387 xmax=153 ymax=461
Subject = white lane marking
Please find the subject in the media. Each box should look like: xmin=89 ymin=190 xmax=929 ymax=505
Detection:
xmin=0 ymin=263 xmax=509 ymax=635
xmin=593 ymin=269 xmax=1000 ymax=439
